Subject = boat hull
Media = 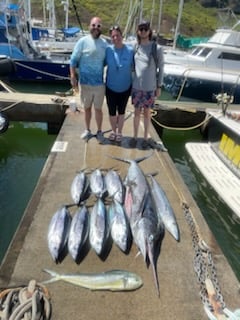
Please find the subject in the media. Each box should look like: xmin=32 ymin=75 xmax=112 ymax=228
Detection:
xmin=7 ymin=59 xmax=70 ymax=82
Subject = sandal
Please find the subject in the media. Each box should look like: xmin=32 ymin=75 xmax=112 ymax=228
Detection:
xmin=108 ymin=132 xmax=116 ymax=141
xmin=116 ymin=133 xmax=122 ymax=142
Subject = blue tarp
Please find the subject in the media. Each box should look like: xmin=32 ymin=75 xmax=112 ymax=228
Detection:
xmin=62 ymin=27 xmax=80 ymax=37
xmin=0 ymin=43 xmax=26 ymax=59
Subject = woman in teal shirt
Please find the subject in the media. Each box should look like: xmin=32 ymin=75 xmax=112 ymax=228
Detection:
xmin=105 ymin=26 xmax=134 ymax=142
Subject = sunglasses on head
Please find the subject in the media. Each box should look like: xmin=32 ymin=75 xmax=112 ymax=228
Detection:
xmin=91 ymin=23 xmax=101 ymax=28
xmin=138 ymin=26 xmax=149 ymax=32
xmin=109 ymin=25 xmax=121 ymax=32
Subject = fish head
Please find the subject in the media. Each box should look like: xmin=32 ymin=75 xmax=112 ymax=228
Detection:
xmin=123 ymin=273 xmax=143 ymax=290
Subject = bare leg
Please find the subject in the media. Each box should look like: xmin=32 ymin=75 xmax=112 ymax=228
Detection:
xmin=109 ymin=115 xmax=117 ymax=133
xmin=84 ymin=107 xmax=92 ymax=131
xmin=117 ymin=114 xmax=125 ymax=135
xmin=95 ymin=108 xmax=103 ymax=132
xmin=143 ymin=107 xmax=151 ymax=140
xmin=133 ymin=108 xmax=141 ymax=138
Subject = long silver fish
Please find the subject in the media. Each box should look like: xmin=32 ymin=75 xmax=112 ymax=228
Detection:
xmin=47 ymin=205 xmax=72 ymax=263
xmin=148 ymin=175 xmax=180 ymax=242
xmin=70 ymin=171 xmax=90 ymax=205
xmin=68 ymin=205 xmax=89 ymax=261
xmin=110 ymin=153 xmax=152 ymax=223
xmin=89 ymin=169 xmax=106 ymax=198
xmin=89 ymin=198 xmax=108 ymax=255
xmin=108 ymin=199 xmax=131 ymax=253
xmin=132 ymin=191 xmax=164 ymax=297
xmin=105 ymin=169 xmax=125 ymax=204
xmin=43 ymin=269 xmax=143 ymax=291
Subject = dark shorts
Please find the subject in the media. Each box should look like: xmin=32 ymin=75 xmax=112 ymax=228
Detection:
xmin=131 ymin=88 xmax=155 ymax=109
xmin=106 ymin=86 xmax=131 ymax=116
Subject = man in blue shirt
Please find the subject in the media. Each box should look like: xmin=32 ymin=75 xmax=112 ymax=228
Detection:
xmin=70 ymin=17 xmax=107 ymax=140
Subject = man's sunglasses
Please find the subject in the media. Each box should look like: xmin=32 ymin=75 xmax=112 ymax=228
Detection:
xmin=91 ymin=23 xmax=101 ymax=28
xmin=138 ymin=26 xmax=149 ymax=32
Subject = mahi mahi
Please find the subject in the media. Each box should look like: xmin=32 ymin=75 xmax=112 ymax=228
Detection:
xmin=43 ymin=269 xmax=143 ymax=291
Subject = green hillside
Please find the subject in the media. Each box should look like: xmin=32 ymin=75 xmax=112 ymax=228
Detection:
xmin=31 ymin=0 xmax=240 ymax=38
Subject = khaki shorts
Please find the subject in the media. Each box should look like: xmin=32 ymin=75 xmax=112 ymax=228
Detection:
xmin=80 ymin=84 xmax=105 ymax=110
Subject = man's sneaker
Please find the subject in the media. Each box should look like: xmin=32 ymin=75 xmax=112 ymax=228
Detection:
xmin=81 ymin=129 xmax=91 ymax=140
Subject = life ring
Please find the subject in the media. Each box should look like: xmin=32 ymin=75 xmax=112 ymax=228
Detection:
xmin=0 ymin=112 xmax=9 ymax=134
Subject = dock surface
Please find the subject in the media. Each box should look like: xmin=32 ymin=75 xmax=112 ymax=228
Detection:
xmin=0 ymin=102 xmax=239 ymax=319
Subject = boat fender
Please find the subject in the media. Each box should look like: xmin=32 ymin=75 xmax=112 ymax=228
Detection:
xmin=0 ymin=112 xmax=9 ymax=134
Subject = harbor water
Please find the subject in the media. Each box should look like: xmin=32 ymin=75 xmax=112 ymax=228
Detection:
xmin=0 ymin=83 xmax=239 ymax=283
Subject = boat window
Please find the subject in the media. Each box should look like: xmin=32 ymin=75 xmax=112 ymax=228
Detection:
xmin=191 ymin=47 xmax=211 ymax=57
xmin=218 ymin=52 xmax=240 ymax=61
xmin=198 ymin=47 xmax=211 ymax=57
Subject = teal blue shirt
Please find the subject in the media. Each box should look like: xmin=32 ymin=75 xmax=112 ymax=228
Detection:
xmin=105 ymin=44 xmax=134 ymax=92
xmin=70 ymin=34 xmax=107 ymax=86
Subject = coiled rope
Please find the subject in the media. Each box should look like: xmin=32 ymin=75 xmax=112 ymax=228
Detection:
xmin=0 ymin=280 xmax=51 ymax=320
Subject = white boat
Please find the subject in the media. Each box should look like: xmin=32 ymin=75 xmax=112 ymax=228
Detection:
xmin=163 ymin=21 xmax=240 ymax=104
xmin=185 ymin=110 xmax=240 ymax=218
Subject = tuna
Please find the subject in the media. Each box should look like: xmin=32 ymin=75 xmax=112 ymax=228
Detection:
xmin=148 ymin=175 xmax=180 ymax=242
xmin=68 ymin=205 xmax=89 ymax=261
xmin=108 ymin=199 xmax=131 ymax=253
xmin=47 ymin=205 xmax=72 ymax=263
xmin=70 ymin=171 xmax=90 ymax=206
xmin=89 ymin=169 xmax=107 ymax=198
xmin=105 ymin=169 xmax=125 ymax=204
xmin=89 ymin=198 xmax=108 ymax=255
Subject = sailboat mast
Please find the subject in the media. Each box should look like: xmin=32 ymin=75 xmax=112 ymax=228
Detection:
xmin=173 ymin=0 xmax=184 ymax=49
xmin=157 ymin=0 xmax=163 ymax=34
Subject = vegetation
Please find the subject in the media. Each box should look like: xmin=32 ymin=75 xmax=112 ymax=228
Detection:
xmin=30 ymin=0 xmax=240 ymax=38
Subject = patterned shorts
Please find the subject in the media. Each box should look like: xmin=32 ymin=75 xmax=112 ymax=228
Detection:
xmin=131 ymin=88 xmax=155 ymax=109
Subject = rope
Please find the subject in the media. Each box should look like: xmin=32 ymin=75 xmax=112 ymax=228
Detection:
xmin=151 ymin=108 xmax=213 ymax=131
xmin=0 ymin=280 xmax=51 ymax=320
xmin=15 ymin=61 xmax=70 ymax=81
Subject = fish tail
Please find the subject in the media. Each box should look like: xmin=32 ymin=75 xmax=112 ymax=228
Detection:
xmin=108 ymin=152 xmax=153 ymax=165
xmin=42 ymin=269 xmax=61 ymax=284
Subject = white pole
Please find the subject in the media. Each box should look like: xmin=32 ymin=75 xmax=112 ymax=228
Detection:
xmin=157 ymin=0 xmax=163 ymax=34
xmin=173 ymin=0 xmax=184 ymax=49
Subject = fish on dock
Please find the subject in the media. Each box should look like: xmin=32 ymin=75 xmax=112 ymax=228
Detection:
xmin=131 ymin=191 xmax=165 ymax=297
xmin=47 ymin=205 xmax=72 ymax=263
xmin=148 ymin=174 xmax=180 ymax=242
xmin=108 ymin=199 xmax=131 ymax=253
xmin=105 ymin=169 xmax=125 ymax=204
xmin=70 ymin=171 xmax=90 ymax=205
xmin=42 ymin=269 xmax=143 ymax=291
xmin=89 ymin=169 xmax=107 ymax=199
xmin=89 ymin=198 xmax=108 ymax=255
xmin=68 ymin=205 xmax=89 ymax=261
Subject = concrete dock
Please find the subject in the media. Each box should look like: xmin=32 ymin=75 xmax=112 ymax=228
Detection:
xmin=0 ymin=102 xmax=239 ymax=319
